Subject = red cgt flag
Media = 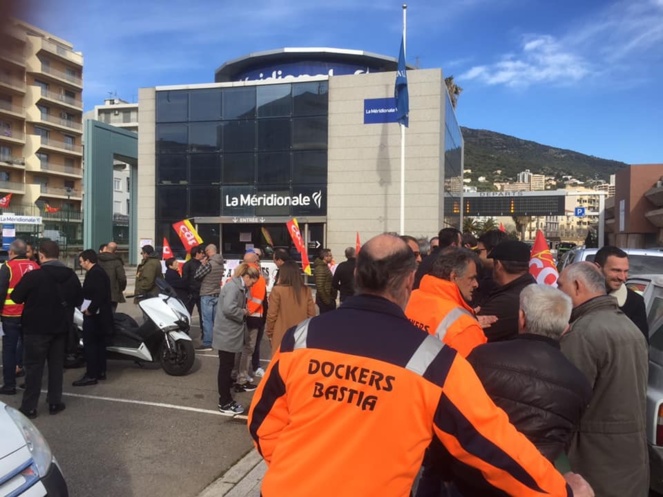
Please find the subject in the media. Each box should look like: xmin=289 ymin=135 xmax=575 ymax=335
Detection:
xmin=356 ymin=232 xmax=361 ymax=255
xmin=286 ymin=218 xmax=311 ymax=275
xmin=499 ymin=222 xmax=506 ymax=233
xmin=529 ymin=229 xmax=559 ymax=287
xmin=45 ymin=203 xmax=60 ymax=213
xmin=0 ymin=193 xmax=12 ymax=208
xmin=162 ymin=237 xmax=173 ymax=260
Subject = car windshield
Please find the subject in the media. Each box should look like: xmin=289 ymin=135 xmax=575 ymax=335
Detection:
xmin=585 ymin=254 xmax=663 ymax=275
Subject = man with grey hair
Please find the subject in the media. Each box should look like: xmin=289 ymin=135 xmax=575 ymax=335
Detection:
xmin=0 ymin=239 xmax=39 ymax=394
xmin=195 ymin=244 xmax=225 ymax=351
xmin=558 ymin=262 xmax=649 ymax=496
xmin=331 ymin=246 xmax=356 ymax=303
xmin=421 ymin=284 xmax=592 ymax=496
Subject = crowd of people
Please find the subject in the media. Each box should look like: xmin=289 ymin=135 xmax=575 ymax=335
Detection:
xmin=0 ymin=230 xmax=651 ymax=496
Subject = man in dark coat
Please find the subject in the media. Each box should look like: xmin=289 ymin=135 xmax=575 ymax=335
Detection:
xmin=12 ymin=240 xmax=82 ymax=418
xmin=182 ymin=245 xmax=204 ymax=324
xmin=471 ymin=229 xmax=509 ymax=307
xmin=594 ymin=245 xmax=648 ymax=341
xmin=413 ymin=228 xmax=462 ymax=289
xmin=477 ymin=240 xmax=535 ymax=342
xmin=73 ymin=249 xmax=113 ymax=386
xmin=97 ymin=241 xmax=126 ymax=312
xmin=331 ymin=246 xmax=356 ymax=303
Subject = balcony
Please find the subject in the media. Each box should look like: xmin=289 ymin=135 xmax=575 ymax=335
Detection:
xmin=38 ymin=88 xmax=82 ymax=110
xmin=0 ymin=128 xmax=25 ymax=144
xmin=0 ymin=100 xmax=24 ymax=118
xmin=0 ymin=75 xmax=26 ymax=93
xmin=39 ymin=136 xmax=82 ymax=155
xmin=38 ymin=39 xmax=83 ymax=66
xmin=0 ymin=49 xmax=26 ymax=67
xmin=0 ymin=180 xmax=25 ymax=193
xmin=37 ymin=160 xmax=82 ymax=177
xmin=0 ymin=155 xmax=25 ymax=169
xmin=41 ymin=208 xmax=82 ymax=222
xmin=40 ymin=184 xmax=82 ymax=199
xmin=34 ymin=113 xmax=82 ymax=133
xmin=40 ymin=65 xmax=82 ymax=89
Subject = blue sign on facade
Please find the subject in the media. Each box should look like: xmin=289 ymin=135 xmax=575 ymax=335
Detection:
xmin=235 ymin=61 xmax=372 ymax=82
xmin=364 ymin=98 xmax=399 ymax=124
xmin=574 ymin=207 xmax=586 ymax=217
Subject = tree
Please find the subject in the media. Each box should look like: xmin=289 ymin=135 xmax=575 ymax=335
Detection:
xmin=463 ymin=217 xmax=479 ymax=235
xmin=480 ymin=218 xmax=497 ymax=233
xmin=512 ymin=216 xmax=533 ymax=241
xmin=445 ymin=76 xmax=463 ymax=109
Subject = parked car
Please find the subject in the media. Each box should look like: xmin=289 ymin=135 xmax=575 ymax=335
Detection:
xmin=558 ymin=247 xmax=663 ymax=275
xmin=627 ymin=275 xmax=663 ymax=492
xmin=554 ymin=242 xmax=577 ymax=262
xmin=0 ymin=401 xmax=68 ymax=496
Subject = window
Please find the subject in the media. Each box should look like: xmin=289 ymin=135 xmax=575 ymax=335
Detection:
xmin=64 ymin=158 xmax=75 ymax=169
xmin=0 ymin=171 xmax=9 ymax=181
xmin=292 ymin=117 xmax=327 ymax=150
xmin=37 ymin=105 xmax=48 ymax=119
xmin=257 ymin=84 xmax=292 ymax=118
xmin=188 ymin=122 xmax=220 ymax=153
xmin=0 ymin=145 xmax=11 ymax=160
xmin=157 ymin=154 xmax=187 ymax=184
xmin=190 ymin=186 xmax=220 ymax=216
xmin=293 ymin=81 xmax=328 ymax=116
xmin=126 ymin=177 xmax=130 ymax=192
xmin=64 ymin=180 xmax=74 ymax=190
xmin=36 ymin=152 xmax=48 ymax=164
xmin=156 ymin=91 xmax=188 ymax=123
xmin=63 ymin=135 xmax=75 ymax=150
xmin=222 ymin=87 xmax=256 ymax=120
xmin=34 ymin=126 xmax=49 ymax=139
xmin=34 ymin=80 xmax=49 ymax=93
xmin=190 ymin=154 xmax=221 ymax=185
xmin=256 ymin=152 xmax=290 ymax=184
xmin=189 ymin=89 xmax=222 ymax=121
xmin=223 ymin=153 xmax=254 ymax=184
xmin=156 ymin=124 xmax=187 ymax=153
xmin=114 ymin=200 xmax=122 ymax=212
xmin=0 ymin=120 xmax=11 ymax=137
xmin=292 ymin=150 xmax=327 ymax=184
xmin=223 ymin=121 xmax=255 ymax=153
xmin=157 ymin=186 xmax=188 ymax=218
xmin=257 ymin=119 xmax=290 ymax=151
xmin=114 ymin=178 xmax=121 ymax=191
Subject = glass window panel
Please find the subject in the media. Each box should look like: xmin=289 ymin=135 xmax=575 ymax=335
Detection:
xmin=222 ymin=185 xmax=255 ymax=216
xmin=293 ymin=81 xmax=328 ymax=116
xmin=157 ymin=154 xmax=188 ymax=184
xmin=223 ymin=153 xmax=255 ymax=184
xmin=190 ymin=186 xmax=220 ymax=216
xmin=257 ymin=84 xmax=292 ymax=118
xmin=157 ymin=124 xmax=188 ymax=153
xmin=190 ymin=153 xmax=221 ymax=185
xmin=189 ymin=89 xmax=222 ymax=121
xmin=189 ymin=122 xmax=220 ymax=152
xmin=223 ymin=121 xmax=255 ymax=153
xmin=222 ymin=87 xmax=256 ymax=120
xmin=257 ymin=119 xmax=290 ymax=151
xmin=156 ymin=91 xmax=188 ymax=123
xmin=292 ymin=150 xmax=327 ymax=184
xmin=257 ymin=152 xmax=290 ymax=185
xmin=292 ymin=117 xmax=327 ymax=150
xmin=157 ymin=186 xmax=188 ymax=218
xmin=255 ymin=185 xmax=291 ymax=217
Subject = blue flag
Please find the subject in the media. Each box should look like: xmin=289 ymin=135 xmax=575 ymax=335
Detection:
xmin=394 ymin=36 xmax=409 ymax=127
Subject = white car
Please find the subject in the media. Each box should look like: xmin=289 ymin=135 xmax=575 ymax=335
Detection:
xmin=0 ymin=401 xmax=68 ymax=496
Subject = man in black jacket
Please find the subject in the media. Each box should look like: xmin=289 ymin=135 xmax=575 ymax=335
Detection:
xmin=182 ymin=245 xmax=204 ymax=326
xmin=442 ymin=284 xmax=592 ymax=496
xmin=73 ymin=249 xmax=113 ymax=386
xmin=413 ymin=228 xmax=462 ymax=289
xmin=472 ymin=229 xmax=509 ymax=307
xmin=331 ymin=247 xmax=356 ymax=303
xmin=12 ymin=241 xmax=83 ymax=418
xmin=477 ymin=240 xmax=535 ymax=342
xmin=97 ymin=241 xmax=126 ymax=312
xmin=594 ymin=245 xmax=648 ymax=342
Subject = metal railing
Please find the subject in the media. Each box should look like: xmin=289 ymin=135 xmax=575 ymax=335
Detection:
xmin=39 ymin=88 xmax=81 ymax=108
xmin=0 ymin=180 xmax=25 ymax=191
xmin=39 ymin=136 xmax=82 ymax=153
xmin=38 ymin=113 xmax=82 ymax=131
xmin=39 ymin=184 xmax=81 ymax=198
xmin=0 ymin=155 xmax=25 ymax=166
xmin=0 ymin=203 xmax=82 ymax=221
xmin=0 ymin=75 xmax=26 ymax=91
xmin=38 ymin=161 xmax=81 ymax=176
xmin=41 ymin=65 xmax=82 ymax=87
xmin=0 ymin=50 xmax=25 ymax=65
xmin=0 ymin=100 xmax=24 ymax=114
xmin=39 ymin=39 xmax=82 ymax=66
xmin=0 ymin=129 xmax=24 ymax=141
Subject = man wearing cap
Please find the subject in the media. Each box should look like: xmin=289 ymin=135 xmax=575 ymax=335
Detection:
xmin=477 ymin=240 xmax=535 ymax=342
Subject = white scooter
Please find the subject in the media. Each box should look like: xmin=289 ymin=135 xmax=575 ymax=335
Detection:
xmin=73 ymin=279 xmax=195 ymax=376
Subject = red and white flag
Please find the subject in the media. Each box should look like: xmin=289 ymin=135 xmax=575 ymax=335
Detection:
xmin=356 ymin=232 xmax=361 ymax=255
xmin=529 ymin=230 xmax=559 ymax=287
xmin=286 ymin=218 xmax=311 ymax=275
xmin=0 ymin=193 xmax=12 ymax=208
xmin=162 ymin=237 xmax=173 ymax=260
xmin=45 ymin=203 xmax=60 ymax=213
xmin=498 ymin=222 xmax=506 ymax=233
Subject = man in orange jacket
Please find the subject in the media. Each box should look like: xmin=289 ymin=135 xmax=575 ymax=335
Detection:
xmin=405 ymin=247 xmax=486 ymax=358
xmin=248 ymin=234 xmax=594 ymax=497
xmin=234 ymin=251 xmax=266 ymax=392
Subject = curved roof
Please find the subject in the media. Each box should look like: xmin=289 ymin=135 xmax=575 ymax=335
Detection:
xmin=215 ymin=47 xmax=410 ymax=82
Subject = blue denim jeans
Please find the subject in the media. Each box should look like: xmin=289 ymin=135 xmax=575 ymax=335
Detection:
xmin=200 ymin=295 xmax=218 ymax=347
xmin=2 ymin=318 xmax=22 ymax=388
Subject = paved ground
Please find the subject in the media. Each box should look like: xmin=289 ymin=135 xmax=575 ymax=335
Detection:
xmin=0 ymin=283 xmax=270 ymax=497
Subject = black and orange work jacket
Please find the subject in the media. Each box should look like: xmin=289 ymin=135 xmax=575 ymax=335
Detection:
xmin=0 ymin=258 xmax=40 ymax=317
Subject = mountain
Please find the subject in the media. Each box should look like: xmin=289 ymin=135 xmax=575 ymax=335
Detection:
xmin=461 ymin=127 xmax=628 ymax=187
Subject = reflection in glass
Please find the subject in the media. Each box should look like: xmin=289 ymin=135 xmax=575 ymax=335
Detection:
xmin=190 ymin=154 xmax=221 ymax=185
xmin=157 ymin=124 xmax=188 ymax=153
xmin=224 ymin=153 xmax=255 ymax=184
xmin=157 ymin=155 xmax=188 ymax=184
xmin=158 ymin=186 xmax=188 ymax=218
xmin=224 ymin=121 xmax=255 ymax=152
xmin=189 ymin=122 xmax=220 ymax=152
xmin=257 ymin=119 xmax=291 ymax=151
xmin=223 ymin=87 xmax=256 ymax=120
xmin=293 ymin=117 xmax=327 ymax=150
xmin=156 ymin=91 xmax=188 ymax=123
xmin=257 ymin=84 xmax=292 ymax=118
xmin=257 ymin=152 xmax=290 ymax=184
xmin=190 ymin=186 xmax=220 ymax=216
xmin=293 ymin=81 xmax=328 ymax=116
xmin=189 ymin=89 xmax=222 ymax=121
xmin=293 ymin=150 xmax=326 ymax=184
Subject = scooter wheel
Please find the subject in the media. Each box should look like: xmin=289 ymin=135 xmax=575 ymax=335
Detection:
xmin=160 ymin=338 xmax=195 ymax=376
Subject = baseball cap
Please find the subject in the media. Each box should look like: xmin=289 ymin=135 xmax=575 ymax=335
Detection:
xmin=488 ymin=240 xmax=531 ymax=262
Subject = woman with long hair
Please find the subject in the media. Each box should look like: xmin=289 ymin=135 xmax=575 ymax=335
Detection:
xmin=265 ymin=261 xmax=316 ymax=355
xmin=212 ymin=262 xmax=260 ymax=415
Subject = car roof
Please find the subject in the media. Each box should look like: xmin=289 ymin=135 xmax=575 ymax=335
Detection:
xmin=571 ymin=247 xmax=663 ymax=256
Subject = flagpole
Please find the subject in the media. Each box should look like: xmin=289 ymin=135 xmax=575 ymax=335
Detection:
xmin=399 ymin=4 xmax=407 ymax=236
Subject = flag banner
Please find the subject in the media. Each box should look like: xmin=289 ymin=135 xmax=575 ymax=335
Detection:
xmin=529 ymin=229 xmax=559 ymax=287
xmin=45 ymin=203 xmax=60 ymax=213
xmin=261 ymin=226 xmax=274 ymax=247
xmin=172 ymin=219 xmax=203 ymax=252
xmin=499 ymin=222 xmax=506 ymax=233
xmin=356 ymin=232 xmax=361 ymax=255
xmin=286 ymin=218 xmax=311 ymax=275
xmin=0 ymin=193 xmax=12 ymax=208
xmin=162 ymin=237 xmax=173 ymax=260
xmin=394 ymin=36 xmax=409 ymax=127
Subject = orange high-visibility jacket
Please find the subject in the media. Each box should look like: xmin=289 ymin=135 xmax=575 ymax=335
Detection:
xmin=405 ymin=275 xmax=486 ymax=358
xmin=246 ymin=263 xmax=266 ymax=318
xmin=248 ymin=295 xmax=571 ymax=497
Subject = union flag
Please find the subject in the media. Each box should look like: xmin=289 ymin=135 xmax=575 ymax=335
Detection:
xmin=529 ymin=230 xmax=559 ymax=287
xmin=0 ymin=193 xmax=12 ymax=208
xmin=45 ymin=203 xmax=60 ymax=213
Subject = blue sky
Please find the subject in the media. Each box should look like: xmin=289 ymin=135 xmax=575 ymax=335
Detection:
xmin=26 ymin=0 xmax=663 ymax=165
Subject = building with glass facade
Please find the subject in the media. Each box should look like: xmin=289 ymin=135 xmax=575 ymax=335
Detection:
xmin=137 ymin=48 xmax=462 ymax=260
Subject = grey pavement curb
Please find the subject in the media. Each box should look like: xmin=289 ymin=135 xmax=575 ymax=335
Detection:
xmin=198 ymin=449 xmax=265 ymax=497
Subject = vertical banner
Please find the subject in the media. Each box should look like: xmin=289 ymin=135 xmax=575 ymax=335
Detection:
xmin=529 ymin=229 xmax=559 ymax=287
xmin=356 ymin=232 xmax=361 ymax=255
xmin=172 ymin=219 xmax=203 ymax=252
xmin=286 ymin=218 xmax=311 ymax=275
xmin=261 ymin=226 xmax=274 ymax=247
xmin=162 ymin=237 xmax=173 ymax=260
xmin=0 ymin=193 xmax=12 ymax=208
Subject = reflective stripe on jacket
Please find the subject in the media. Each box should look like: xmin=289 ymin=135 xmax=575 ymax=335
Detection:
xmin=405 ymin=275 xmax=486 ymax=358
xmin=248 ymin=295 xmax=571 ymax=497
xmin=2 ymin=258 xmax=40 ymax=317
xmin=247 ymin=263 xmax=266 ymax=317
